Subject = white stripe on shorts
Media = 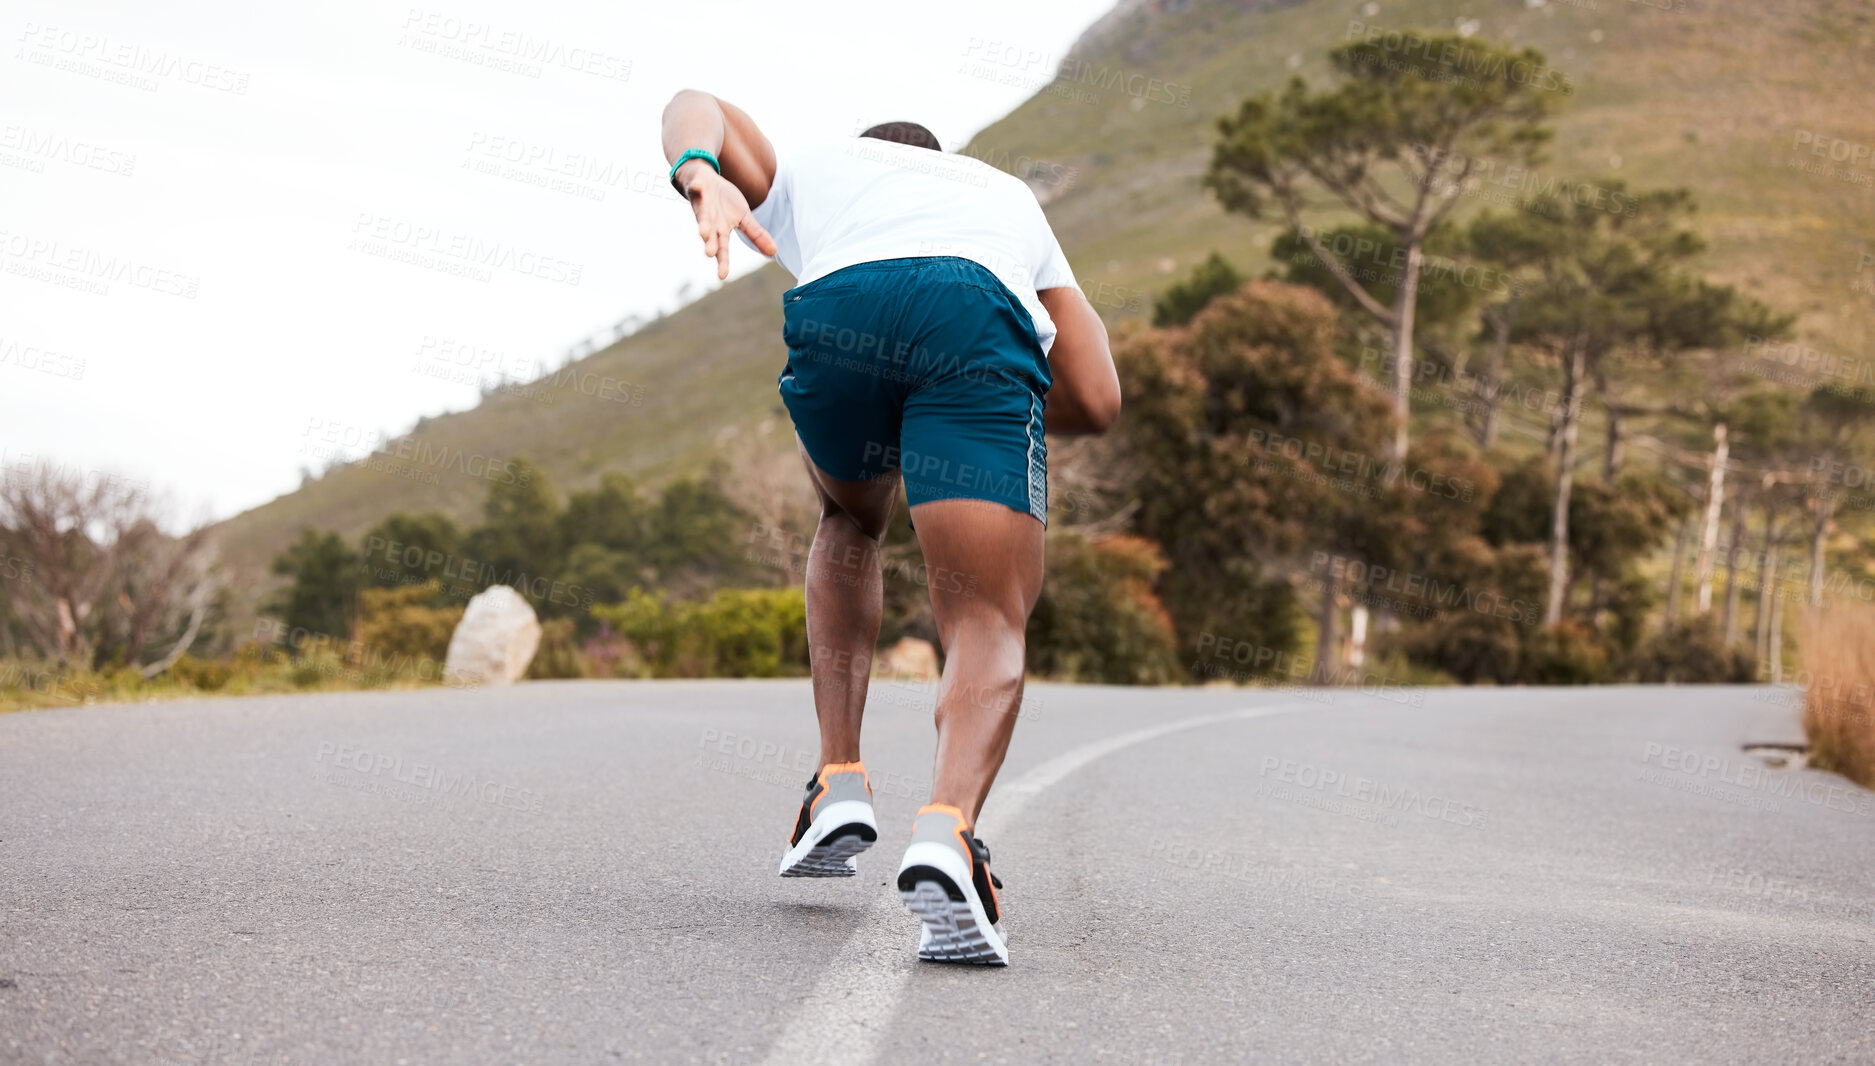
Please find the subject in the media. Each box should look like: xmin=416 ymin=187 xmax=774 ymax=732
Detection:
xmin=1025 ymin=392 xmax=1046 ymax=522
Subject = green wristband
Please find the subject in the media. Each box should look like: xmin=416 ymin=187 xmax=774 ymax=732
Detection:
xmin=669 ymin=148 xmax=721 ymax=195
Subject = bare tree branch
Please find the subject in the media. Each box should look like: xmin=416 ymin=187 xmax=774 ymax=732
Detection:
xmin=0 ymin=458 xmax=217 ymax=667
xmin=140 ymin=566 xmax=215 ymax=679
xmin=1281 ymin=202 xmax=1399 ymax=324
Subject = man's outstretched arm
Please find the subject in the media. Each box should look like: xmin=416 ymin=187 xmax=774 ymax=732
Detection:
xmin=1037 ymin=287 xmax=1121 ymax=435
xmin=661 ymin=90 xmax=779 ymax=279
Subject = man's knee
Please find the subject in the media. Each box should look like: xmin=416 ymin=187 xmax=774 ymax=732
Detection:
xmin=820 ymin=504 xmax=892 ymax=544
xmin=935 ymin=602 xmax=1027 ymax=656
xmin=931 ymin=569 xmax=1036 ymax=630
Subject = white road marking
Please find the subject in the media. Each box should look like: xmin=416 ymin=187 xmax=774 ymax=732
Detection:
xmin=757 ymin=700 xmax=1328 ymax=1066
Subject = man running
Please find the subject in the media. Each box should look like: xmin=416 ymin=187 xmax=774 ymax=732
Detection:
xmin=661 ymin=91 xmax=1119 ymax=965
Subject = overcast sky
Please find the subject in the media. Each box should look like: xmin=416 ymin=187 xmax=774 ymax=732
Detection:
xmin=0 ymin=0 xmax=1117 ymax=523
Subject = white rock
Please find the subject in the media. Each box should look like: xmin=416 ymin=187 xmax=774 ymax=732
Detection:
xmin=875 ymin=636 xmax=940 ymax=681
xmin=444 ymin=586 xmax=541 ymax=685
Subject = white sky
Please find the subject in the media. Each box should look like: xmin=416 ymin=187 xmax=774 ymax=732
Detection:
xmin=0 ymin=0 xmax=1116 ymax=522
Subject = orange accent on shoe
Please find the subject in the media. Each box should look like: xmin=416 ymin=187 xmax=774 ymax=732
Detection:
xmin=915 ymin=803 xmax=970 ymax=830
xmin=915 ymin=804 xmax=998 ymax=918
xmin=915 ymin=805 xmax=974 ymax=859
xmin=811 ymin=761 xmax=871 ymax=819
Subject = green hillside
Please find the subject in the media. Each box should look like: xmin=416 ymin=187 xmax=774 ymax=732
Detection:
xmin=216 ymin=0 xmax=1875 ymax=597
xmin=222 ymin=265 xmax=794 ymax=576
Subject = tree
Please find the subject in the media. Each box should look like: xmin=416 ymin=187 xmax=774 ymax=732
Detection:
xmin=1716 ymin=390 xmax=1803 ymax=644
xmin=464 ymin=458 xmax=562 ymax=586
xmin=644 ymin=475 xmax=761 ymax=595
xmin=1115 ymin=280 xmax=1401 ymax=679
xmin=269 ymin=529 xmax=362 ymax=649
xmin=0 ymin=459 xmax=217 ymax=670
xmin=114 ymin=519 xmax=219 ymax=677
xmin=560 ymin=543 xmax=640 ymax=618
xmin=1693 ymin=422 xmax=1730 ymax=616
xmin=553 ymin=472 xmax=656 ymax=620
xmin=0 ymin=461 xmax=148 ymax=660
xmin=359 ymin=512 xmax=464 ymax=591
xmin=1797 ymin=387 xmax=1875 ymax=607
xmin=1565 ymin=472 xmax=1679 ymax=642
xmin=1351 ymin=429 xmax=1500 ymax=669
xmin=1598 ymin=278 xmax=1785 ymax=481
xmin=558 ymin=472 xmax=650 ymax=557
xmin=1204 ymin=33 xmax=1566 ymax=460
xmin=1465 ymin=208 xmax=1565 ymax=448
xmin=1272 ymin=223 xmax=1479 ymax=348
xmin=1495 ymin=187 xmax=1768 ymax=624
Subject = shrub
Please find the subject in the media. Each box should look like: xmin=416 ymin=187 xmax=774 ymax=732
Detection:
xmin=579 ymin=623 xmax=641 ymax=679
xmin=353 ymin=581 xmax=464 ymax=666
xmin=291 ymin=651 xmax=339 ymax=689
xmin=1520 ymin=621 xmax=1613 ymax=684
xmin=0 ymin=629 xmax=462 ymax=713
xmin=527 ymin=617 xmax=590 ymax=679
xmin=1798 ymin=606 xmax=1875 ymax=789
xmin=1404 ymin=611 xmax=1521 ymax=685
xmin=594 ymin=587 xmax=808 ymax=678
xmin=1631 ymin=618 xmax=1755 ymax=684
xmin=1027 ymin=533 xmax=1183 ymax=685
xmin=1116 ymin=280 xmax=1393 ymax=677
xmin=168 ymin=654 xmax=233 ymax=692
xmin=1346 ymin=648 xmax=1457 ymax=692
xmin=1480 ymin=458 xmax=1553 ymax=547
xmin=0 ymin=659 xmax=102 ymax=710
xmin=1399 ymin=542 xmax=1547 ymax=684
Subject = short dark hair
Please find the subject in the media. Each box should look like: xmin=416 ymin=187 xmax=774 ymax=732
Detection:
xmin=859 ymin=121 xmax=942 ymax=152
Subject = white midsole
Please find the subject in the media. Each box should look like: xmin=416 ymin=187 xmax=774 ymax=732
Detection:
xmin=778 ymin=800 xmax=877 ymax=872
xmin=897 ymin=840 xmax=1006 ymax=960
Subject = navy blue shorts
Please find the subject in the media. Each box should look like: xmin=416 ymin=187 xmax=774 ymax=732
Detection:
xmin=778 ymin=256 xmax=1051 ymax=523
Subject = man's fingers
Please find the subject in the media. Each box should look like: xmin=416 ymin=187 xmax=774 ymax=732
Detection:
xmin=740 ymin=215 xmax=778 ymax=258
xmin=687 ymin=187 xmax=750 ymax=278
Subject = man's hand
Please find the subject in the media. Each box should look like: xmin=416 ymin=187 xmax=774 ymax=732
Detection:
xmin=663 ymin=90 xmax=780 ymax=279
xmin=681 ymin=165 xmax=777 ymax=281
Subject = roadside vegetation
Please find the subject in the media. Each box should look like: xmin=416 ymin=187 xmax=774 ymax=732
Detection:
xmin=0 ymin=646 xmax=451 ymax=714
xmin=3 ymin=28 xmax=1869 ymax=714
xmin=1799 ymin=606 xmax=1875 ymax=788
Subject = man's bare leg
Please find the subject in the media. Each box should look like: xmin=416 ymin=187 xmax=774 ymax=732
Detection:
xmin=796 ymin=440 xmax=899 ymax=769
xmin=908 ymin=499 xmax=1045 ymax=826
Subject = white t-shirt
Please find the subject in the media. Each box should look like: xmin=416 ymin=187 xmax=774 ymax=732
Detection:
xmin=738 ymin=137 xmax=1080 ymax=353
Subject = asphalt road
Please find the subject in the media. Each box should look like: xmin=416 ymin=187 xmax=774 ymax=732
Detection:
xmin=2 ymin=681 xmax=1871 ymax=1065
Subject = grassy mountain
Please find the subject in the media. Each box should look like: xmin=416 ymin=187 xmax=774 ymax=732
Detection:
xmin=216 ymin=0 xmax=1875 ymax=600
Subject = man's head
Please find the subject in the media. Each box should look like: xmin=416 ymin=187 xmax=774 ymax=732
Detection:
xmin=860 ymin=121 xmax=942 ymax=152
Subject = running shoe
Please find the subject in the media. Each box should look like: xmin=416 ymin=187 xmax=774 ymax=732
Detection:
xmin=895 ymin=803 xmax=1008 ymax=965
xmin=777 ymin=761 xmax=877 ymax=877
